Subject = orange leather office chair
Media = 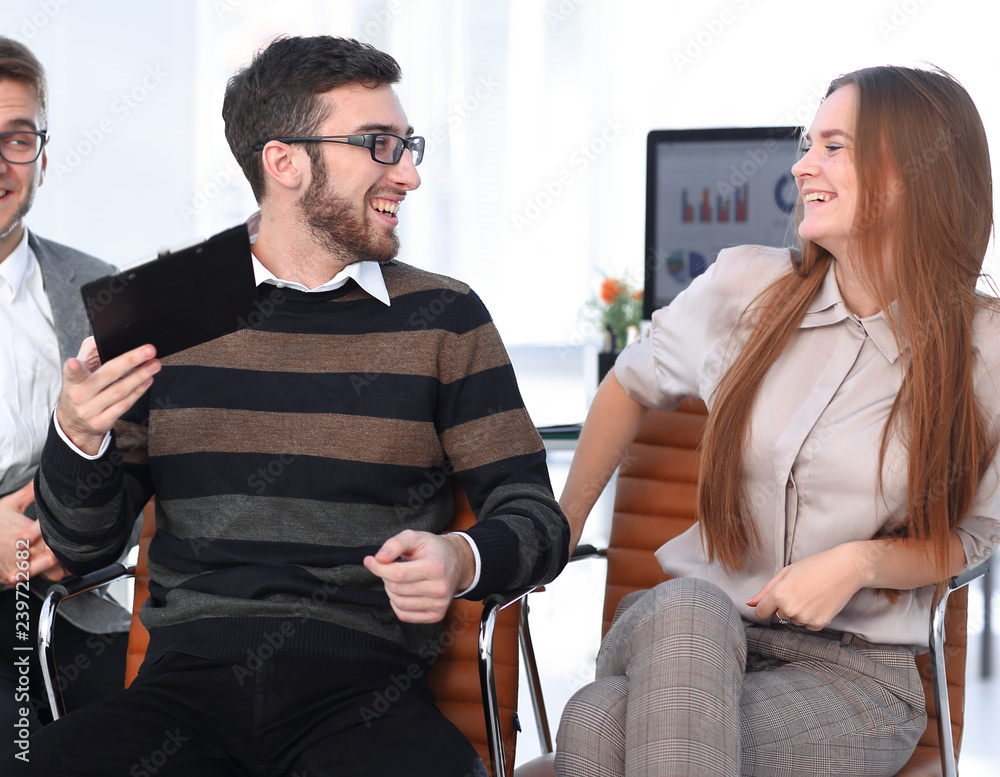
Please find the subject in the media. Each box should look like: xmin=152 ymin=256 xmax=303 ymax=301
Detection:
xmin=40 ymin=486 xmax=525 ymax=777
xmin=514 ymin=399 xmax=985 ymax=777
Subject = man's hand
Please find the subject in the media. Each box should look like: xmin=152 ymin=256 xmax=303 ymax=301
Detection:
xmin=56 ymin=337 xmax=160 ymax=455
xmin=746 ymin=544 xmax=868 ymax=631
xmin=0 ymin=482 xmax=67 ymax=585
xmin=364 ymin=530 xmax=476 ymax=624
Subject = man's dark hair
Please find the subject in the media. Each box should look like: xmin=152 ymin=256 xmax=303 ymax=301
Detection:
xmin=0 ymin=36 xmax=48 ymax=127
xmin=222 ymin=35 xmax=401 ymax=202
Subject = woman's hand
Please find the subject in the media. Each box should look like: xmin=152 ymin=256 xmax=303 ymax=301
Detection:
xmin=748 ymin=532 xmax=967 ymax=631
xmin=747 ymin=544 xmax=868 ymax=631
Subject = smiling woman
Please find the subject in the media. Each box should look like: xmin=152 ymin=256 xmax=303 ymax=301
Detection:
xmin=792 ymin=86 xmax=859 ymax=280
xmin=555 ymin=64 xmax=1000 ymax=777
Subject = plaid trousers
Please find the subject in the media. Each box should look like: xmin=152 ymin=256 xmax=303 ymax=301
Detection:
xmin=555 ymin=577 xmax=926 ymax=777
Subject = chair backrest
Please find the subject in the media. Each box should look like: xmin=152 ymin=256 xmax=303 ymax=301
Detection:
xmin=608 ymin=400 xmax=967 ymax=775
xmin=603 ymin=398 xmax=704 ymax=633
xmin=126 ymin=489 xmax=520 ymax=777
xmin=124 ymin=500 xmax=156 ymax=687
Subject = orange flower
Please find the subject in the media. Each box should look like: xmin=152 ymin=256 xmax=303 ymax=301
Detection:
xmin=600 ymin=277 xmax=625 ymax=304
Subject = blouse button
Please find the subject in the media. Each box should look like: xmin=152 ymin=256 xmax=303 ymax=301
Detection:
xmin=991 ymin=535 xmax=1000 ymax=544
xmin=985 ymin=548 xmax=993 ymax=557
xmin=971 ymin=555 xmax=981 ymax=564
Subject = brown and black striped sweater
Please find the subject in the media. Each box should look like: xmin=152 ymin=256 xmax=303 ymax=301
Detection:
xmin=37 ymin=261 xmax=569 ymax=670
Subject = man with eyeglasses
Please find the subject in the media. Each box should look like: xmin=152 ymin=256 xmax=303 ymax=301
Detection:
xmin=0 ymin=37 xmax=134 ymax=758
xmin=26 ymin=35 xmax=568 ymax=776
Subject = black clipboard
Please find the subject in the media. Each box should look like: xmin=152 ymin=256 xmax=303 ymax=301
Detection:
xmin=81 ymin=224 xmax=257 ymax=363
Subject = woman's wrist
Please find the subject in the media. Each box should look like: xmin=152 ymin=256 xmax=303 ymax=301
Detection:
xmin=837 ymin=540 xmax=878 ymax=591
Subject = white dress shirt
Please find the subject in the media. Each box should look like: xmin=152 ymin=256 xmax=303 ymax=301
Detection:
xmin=0 ymin=228 xmax=61 ymax=493
xmin=615 ymin=244 xmax=1000 ymax=647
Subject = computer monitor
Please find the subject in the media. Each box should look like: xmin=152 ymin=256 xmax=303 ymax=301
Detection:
xmin=643 ymin=127 xmax=802 ymax=318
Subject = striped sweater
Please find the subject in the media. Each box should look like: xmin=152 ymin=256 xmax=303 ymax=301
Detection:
xmin=37 ymin=261 xmax=569 ymax=668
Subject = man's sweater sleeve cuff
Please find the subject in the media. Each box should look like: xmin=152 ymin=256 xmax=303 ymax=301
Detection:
xmin=451 ymin=532 xmax=481 ymax=598
xmin=53 ymin=410 xmax=112 ymax=460
xmin=456 ymin=521 xmax=518 ymax=600
xmin=42 ymin=416 xmax=120 ymax=508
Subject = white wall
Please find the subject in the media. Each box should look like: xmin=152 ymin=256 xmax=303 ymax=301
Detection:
xmin=7 ymin=0 xmax=1000 ymax=346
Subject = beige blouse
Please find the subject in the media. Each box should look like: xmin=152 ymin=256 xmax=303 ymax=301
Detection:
xmin=615 ymin=244 xmax=1000 ymax=647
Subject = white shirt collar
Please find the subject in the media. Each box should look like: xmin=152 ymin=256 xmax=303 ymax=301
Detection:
xmin=0 ymin=228 xmax=32 ymax=303
xmin=801 ymin=259 xmax=899 ymax=363
xmin=244 ymin=211 xmax=391 ymax=306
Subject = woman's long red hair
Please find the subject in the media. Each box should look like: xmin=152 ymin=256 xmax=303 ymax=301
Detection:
xmin=698 ymin=66 xmax=997 ymax=576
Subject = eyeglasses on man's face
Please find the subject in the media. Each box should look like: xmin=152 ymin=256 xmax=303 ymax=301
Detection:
xmin=256 ymin=133 xmax=425 ymax=166
xmin=0 ymin=130 xmax=48 ymax=164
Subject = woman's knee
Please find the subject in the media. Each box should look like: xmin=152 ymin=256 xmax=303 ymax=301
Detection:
xmin=555 ymin=677 xmax=628 ymax=776
xmin=598 ymin=578 xmax=744 ymax=675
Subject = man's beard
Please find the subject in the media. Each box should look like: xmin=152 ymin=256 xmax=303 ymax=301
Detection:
xmin=298 ymin=153 xmax=400 ymax=265
xmin=0 ymin=177 xmax=37 ymax=242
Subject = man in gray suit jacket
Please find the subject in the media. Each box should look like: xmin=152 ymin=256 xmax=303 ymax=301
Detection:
xmin=0 ymin=37 xmax=133 ymax=754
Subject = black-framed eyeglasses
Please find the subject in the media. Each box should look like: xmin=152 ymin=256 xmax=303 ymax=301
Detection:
xmin=256 ymin=133 xmax=424 ymax=166
xmin=0 ymin=130 xmax=47 ymax=164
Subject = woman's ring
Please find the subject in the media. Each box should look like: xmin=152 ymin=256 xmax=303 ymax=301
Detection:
xmin=775 ymin=614 xmax=790 ymax=625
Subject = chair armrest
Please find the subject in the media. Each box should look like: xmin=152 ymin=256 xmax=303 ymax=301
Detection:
xmin=949 ymin=558 xmax=989 ymax=591
xmin=570 ymin=544 xmax=606 ymax=562
xmin=930 ymin=558 xmax=990 ymax=777
xmin=479 ymin=588 xmax=536 ymax=777
xmin=478 ymin=548 xmax=611 ymax=773
xmin=513 ymin=545 xmax=609 ymax=763
xmin=39 ymin=563 xmax=135 ymax=721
